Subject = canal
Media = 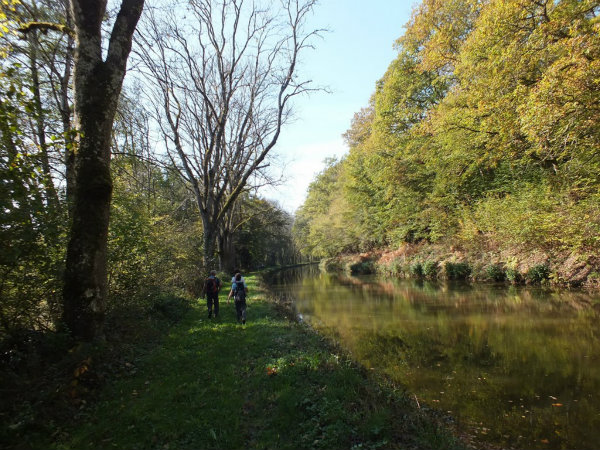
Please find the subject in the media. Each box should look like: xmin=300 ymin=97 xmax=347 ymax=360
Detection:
xmin=266 ymin=265 xmax=600 ymax=450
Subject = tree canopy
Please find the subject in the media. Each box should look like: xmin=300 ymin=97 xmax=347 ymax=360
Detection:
xmin=295 ymin=0 xmax=600 ymax=259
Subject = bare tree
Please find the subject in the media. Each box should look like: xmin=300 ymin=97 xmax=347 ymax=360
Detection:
xmin=62 ymin=0 xmax=144 ymax=341
xmin=136 ymin=0 xmax=320 ymax=268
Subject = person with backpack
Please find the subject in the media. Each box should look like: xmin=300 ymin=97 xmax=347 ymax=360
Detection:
xmin=228 ymin=272 xmax=248 ymax=325
xmin=231 ymin=268 xmax=245 ymax=285
xmin=204 ymin=270 xmax=221 ymax=319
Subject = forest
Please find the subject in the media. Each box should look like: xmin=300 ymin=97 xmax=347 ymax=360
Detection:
xmin=294 ymin=0 xmax=600 ymax=286
xmin=1 ymin=0 xmax=309 ymax=343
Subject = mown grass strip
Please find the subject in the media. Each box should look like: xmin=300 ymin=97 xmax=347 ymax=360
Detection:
xmin=46 ymin=275 xmax=464 ymax=450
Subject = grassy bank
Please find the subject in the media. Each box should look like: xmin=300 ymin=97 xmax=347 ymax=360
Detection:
xmin=14 ymin=274 xmax=465 ymax=450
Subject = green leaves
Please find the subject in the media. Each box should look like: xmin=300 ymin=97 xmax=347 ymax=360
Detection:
xmin=294 ymin=0 xmax=600 ymax=258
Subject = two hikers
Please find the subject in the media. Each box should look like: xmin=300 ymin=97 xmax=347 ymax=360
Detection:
xmin=204 ymin=270 xmax=249 ymax=325
xmin=228 ymin=272 xmax=248 ymax=325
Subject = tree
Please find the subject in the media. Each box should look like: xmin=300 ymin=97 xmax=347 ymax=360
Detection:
xmin=0 ymin=0 xmax=69 ymax=335
xmin=136 ymin=0 xmax=320 ymax=268
xmin=294 ymin=0 xmax=600 ymax=259
xmin=62 ymin=0 xmax=144 ymax=341
xmin=4 ymin=0 xmax=75 ymax=213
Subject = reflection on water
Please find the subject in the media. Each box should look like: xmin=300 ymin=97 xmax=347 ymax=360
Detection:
xmin=267 ymin=266 xmax=600 ymax=450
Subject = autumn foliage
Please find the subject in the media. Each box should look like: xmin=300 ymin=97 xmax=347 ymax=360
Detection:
xmin=294 ymin=0 xmax=600 ymax=267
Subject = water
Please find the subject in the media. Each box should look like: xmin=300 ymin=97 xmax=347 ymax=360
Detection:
xmin=266 ymin=265 xmax=600 ymax=450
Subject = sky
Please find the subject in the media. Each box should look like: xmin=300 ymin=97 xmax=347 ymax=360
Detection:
xmin=260 ymin=0 xmax=418 ymax=213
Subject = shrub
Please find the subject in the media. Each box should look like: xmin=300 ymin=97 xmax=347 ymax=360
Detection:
xmin=506 ymin=268 xmax=522 ymax=283
xmin=486 ymin=264 xmax=506 ymax=282
xmin=389 ymin=260 xmax=403 ymax=276
xmin=527 ymin=264 xmax=550 ymax=284
xmin=423 ymin=260 xmax=439 ymax=278
xmin=445 ymin=262 xmax=472 ymax=280
xmin=349 ymin=261 xmax=375 ymax=275
xmin=410 ymin=262 xmax=423 ymax=277
xmin=150 ymin=294 xmax=191 ymax=322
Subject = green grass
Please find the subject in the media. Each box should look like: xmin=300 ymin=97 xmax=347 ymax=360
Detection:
xmin=27 ymin=275 xmax=463 ymax=450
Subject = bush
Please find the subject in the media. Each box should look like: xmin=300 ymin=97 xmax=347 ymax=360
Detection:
xmin=486 ymin=264 xmax=506 ymax=282
xmin=349 ymin=261 xmax=375 ymax=275
xmin=422 ymin=260 xmax=439 ymax=278
xmin=150 ymin=294 xmax=191 ymax=322
xmin=410 ymin=262 xmax=423 ymax=277
xmin=389 ymin=260 xmax=403 ymax=276
xmin=445 ymin=262 xmax=472 ymax=280
xmin=506 ymin=268 xmax=522 ymax=283
xmin=527 ymin=264 xmax=550 ymax=284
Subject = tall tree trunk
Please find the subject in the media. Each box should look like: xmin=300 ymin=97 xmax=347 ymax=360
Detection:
xmin=218 ymin=229 xmax=236 ymax=273
xmin=62 ymin=0 xmax=144 ymax=341
xmin=201 ymin=214 xmax=218 ymax=271
xmin=60 ymin=2 xmax=76 ymax=217
xmin=28 ymin=29 xmax=60 ymax=211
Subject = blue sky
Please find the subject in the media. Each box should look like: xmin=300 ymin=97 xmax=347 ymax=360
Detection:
xmin=261 ymin=0 xmax=418 ymax=213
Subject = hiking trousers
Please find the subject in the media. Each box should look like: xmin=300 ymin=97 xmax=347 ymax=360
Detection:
xmin=234 ymin=300 xmax=246 ymax=322
xmin=207 ymin=293 xmax=219 ymax=317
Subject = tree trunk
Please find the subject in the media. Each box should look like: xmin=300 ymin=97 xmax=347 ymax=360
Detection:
xmin=62 ymin=79 xmax=114 ymax=340
xmin=28 ymin=29 xmax=60 ymax=211
xmin=62 ymin=0 xmax=144 ymax=341
xmin=60 ymin=3 xmax=76 ymax=217
xmin=202 ymin=214 xmax=218 ymax=271
xmin=218 ymin=230 xmax=236 ymax=273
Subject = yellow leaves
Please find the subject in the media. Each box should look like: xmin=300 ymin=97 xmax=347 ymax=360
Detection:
xmin=0 ymin=0 xmax=19 ymax=54
xmin=400 ymin=0 xmax=481 ymax=73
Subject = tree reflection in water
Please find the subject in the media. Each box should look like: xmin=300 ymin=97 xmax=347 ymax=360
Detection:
xmin=266 ymin=266 xmax=600 ymax=450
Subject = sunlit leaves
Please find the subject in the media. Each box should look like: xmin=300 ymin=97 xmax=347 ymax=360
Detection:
xmin=294 ymin=0 xmax=600 ymax=258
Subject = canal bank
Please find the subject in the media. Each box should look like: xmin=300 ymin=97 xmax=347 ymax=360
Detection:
xmin=21 ymin=274 xmax=467 ymax=450
xmin=265 ymin=265 xmax=600 ymax=450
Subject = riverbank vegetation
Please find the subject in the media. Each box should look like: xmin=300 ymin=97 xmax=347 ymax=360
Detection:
xmin=2 ymin=275 xmax=466 ymax=450
xmin=293 ymin=0 xmax=600 ymax=287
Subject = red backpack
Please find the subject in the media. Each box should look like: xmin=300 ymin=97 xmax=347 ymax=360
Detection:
xmin=206 ymin=277 xmax=219 ymax=294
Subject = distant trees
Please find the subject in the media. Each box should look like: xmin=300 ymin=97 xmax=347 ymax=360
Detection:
xmin=295 ymin=0 xmax=600 ymax=259
xmin=232 ymin=196 xmax=299 ymax=269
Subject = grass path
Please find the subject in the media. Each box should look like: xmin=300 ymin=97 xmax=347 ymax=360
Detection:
xmin=48 ymin=275 xmax=464 ymax=450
